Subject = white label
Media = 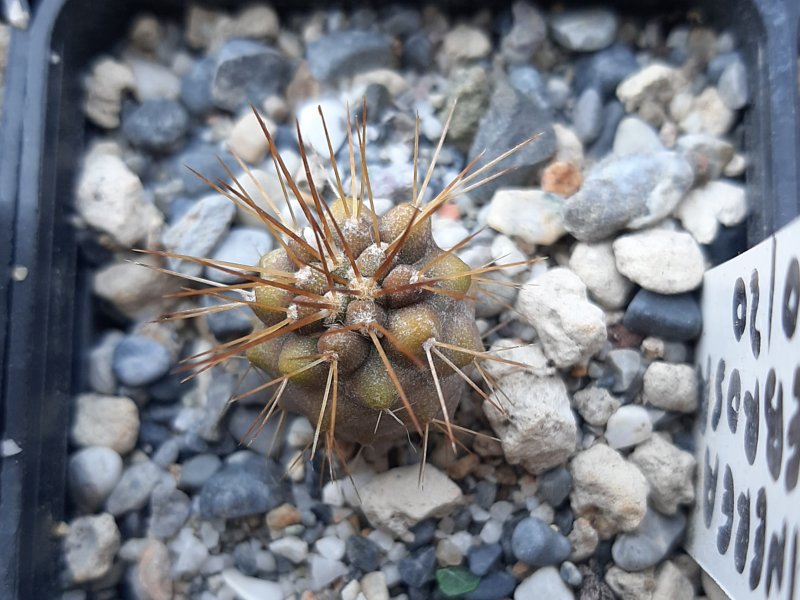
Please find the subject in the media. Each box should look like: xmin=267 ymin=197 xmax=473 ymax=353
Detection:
xmin=688 ymin=216 xmax=800 ymax=599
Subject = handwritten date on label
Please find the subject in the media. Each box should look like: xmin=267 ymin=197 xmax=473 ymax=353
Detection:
xmin=689 ymin=217 xmax=800 ymax=600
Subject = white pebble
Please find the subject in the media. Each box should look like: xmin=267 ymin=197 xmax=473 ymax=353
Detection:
xmin=605 ymin=405 xmax=653 ymax=449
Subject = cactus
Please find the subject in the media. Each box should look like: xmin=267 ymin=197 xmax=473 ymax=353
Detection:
xmin=146 ymin=102 xmax=540 ymax=466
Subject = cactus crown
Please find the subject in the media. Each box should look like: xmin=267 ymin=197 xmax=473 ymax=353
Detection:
xmin=145 ymin=101 xmax=540 ymax=474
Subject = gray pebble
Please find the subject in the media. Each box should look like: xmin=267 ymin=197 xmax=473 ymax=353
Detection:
xmin=468 ymin=82 xmax=556 ymax=203
xmin=148 ymin=482 xmax=191 ymax=540
xmin=307 ymin=30 xmax=394 ymax=81
xmin=718 ymin=58 xmax=748 ymax=109
xmin=560 ymin=561 xmax=583 ymax=587
xmin=112 ymin=335 xmax=171 ymax=388
xmin=202 ymin=293 xmax=254 ymax=343
xmin=205 ymin=227 xmax=273 ymax=284
xmin=179 ymin=147 xmax=230 ymax=196
xmin=511 ymin=517 xmax=571 ymax=566
xmin=122 ymin=99 xmax=188 ymax=152
xmin=574 ymin=43 xmax=638 ymax=97
xmin=212 ymin=39 xmax=292 ymax=111
xmin=198 ymin=457 xmax=282 ymax=519
xmin=573 ymin=88 xmax=603 ymax=144
xmin=180 ymin=57 xmax=215 ymax=115
xmin=345 ymin=535 xmax=381 ymax=572
xmin=537 ymin=467 xmax=573 ymax=507
xmin=467 ymin=543 xmax=502 ymax=577
xmin=162 ymin=193 xmax=236 ymax=276
xmin=612 ymin=508 xmax=687 ymax=571
xmin=178 ymin=453 xmax=222 ymax=491
xmin=68 ymin=446 xmax=123 ymax=512
xmin=606 ymin=348 xmax=642 ymax=394
xmin=106 ymin=460 xmax=164 ymax=516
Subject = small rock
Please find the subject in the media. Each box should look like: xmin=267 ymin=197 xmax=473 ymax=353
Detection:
xmin=442 ymin=24 xmax=491 ymax=65
xmin=563 ymin=151 xmax=694 ymax=241
xmin=227 ymin=111 xmax=273 ymax=164
xmin=122 ymin=99 xmax=188 ymax=152
xmin=468 ymin=82 xmax=556 ymax=202
xmin=266 ymin=503 xmax=302 ymax=530
xmin=613 ymin=229 xmax=705 ymax=294
xmin=489 ymin=235 xmax=527 ymax=276
xmin=162 ymin=193 xmax=236 ymax=276
xmin=487 ymin=189 xmax=566 ymax=245
xmin=112 ymin=335 xmax=172 ymax=387
xmin=437 ymin=538 xmax=465 ymax=566
xmin=553 ymin=123 xmax=585 ymax=167
xmin=402 ymin=31 xmax=434 ymax=71
xmin=607 ymin=348 xmax=642 ymax=393
xmin=198 ymin=459 xmax=281 ymax=519
xmin=623 ymin=290 xmax=702 ymax=341
xmin=432 ymin=215 xmax=470 ymax=251
xmin=538 ymin=467 xmax=573 ymax=507
xmin=467 ymin=543 xmax=502 ymax=577
xmin=315 ymin=536 xmax=346 ymax=561
xmin=83 ymin=58 xmax=135 ymax=128
xmin=361 ymin=465 xmax=463 ymax=537
xmin=501 ymin=1 xmax=547 ymax=63
xmin=569 ymin=241 xmax=633 ymax=310
xmin=616 ymin=64 xmax=688 ymax=113
xmin=148 ymin=482 xmax=191 ymax=539
xmin=573 ymin=88 xmax=603 ymax=144
xmin=70 ymin=394 xmax=139 ymax=454
xmin=361 ymin=571 xmax=390 ymax=600
xmin=268 ymin=536 xmax=308 ymax=563
xmin=613 ymin=117 xmax=663 ymax=156
xmin=484 ymin=371 xmax=577 ymax=474
xmin=630 ymin=435 xmax=696 ymax=515
xmin=68 ymin=447 xmax=123 ymax=512
xmin=63 ymin=514 xmax=121 ymax=584
xmin=466 ymin=571 xmax=517 ymax=600
xmin=171 ymin=531 xmax=212 ymax=580
xmin=680 ymin=87 xmax=734 ymax=136
xmin=398 ymin=546 xmax=436 ymax=587
xmin=561 ymin=561 xmax=583 ymax=588
xmin=128 ymin=58 xmax=181 ymax=102
xmin=205 ymin=227 xmax=273 ymax=284
xmin=106 ymin=459 xmax=164 ymax=515
xmin=346 ymin=535 xmax=381 ymax=572
xmin=653 ymin=561 xmax=694 ymax=600
xmin=573 ymin=44 xmax=638 ymax=98
xmin=675 ymin=180 xmax=747 ymax=244
xmin=447 ymin=66 xmax=490 ymax=151
xmin=550 ymin=9 xmax=618 ymax=52
xmin=605 ymin=405 xmax=653 ymax=450
xmin=135 ymin=540 xmax=172 ymax=600
xmin=572 ymin=387 xmax=621 ymax=427
xmin=76 ymin=152 xmax=162 ymax=247
xmin=178 ymin=453 xmax=222 ymax=491
xmin=642 ymin=362 xmax=698 ymax=413
xmin=515 ymin=566 xmax=575 ymax=599
xmin=718 ymin=59 xmax=748 ymax=110
xmin=87 ymin=331 xmax=123 ymax=395
xmin=612 ymin=508 xmax=686 ymax=571
xmin=605 ymin=566 xmax=656 ymax=600
xmin=202 ymin=293 xmax=253 ymax=342
xmin=310 ymin=555 xmax=349 ymax=590
xmin=306 ymin=30 xmax=394 ymax=82
xmin=180 ymin=57 xmax=215 ymax=115
xmin=225 ymin=4 xmax=280 ymax=41
xmin=570 ymin=444 xmax=648 ymax=538
xmin=676 ymin=133 xmax=735 ymax=181
xmin=221 ymin=567 xmax=283 ymax=600
xmin=212 ymin=39 xmax=292 ymax=111
xmin=541 ymin=161 xmax=583 ymax=197
xmin=567 ymin=517 xmax=599 ymax=562
xmin=512 ymin=517 xmax=571 ymax=566
xmin=516 ymin=268 xmax=607 ymax=368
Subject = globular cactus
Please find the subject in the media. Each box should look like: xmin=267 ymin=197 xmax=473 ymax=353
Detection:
xmin=150 ymin=103 xmax=539 ymax=462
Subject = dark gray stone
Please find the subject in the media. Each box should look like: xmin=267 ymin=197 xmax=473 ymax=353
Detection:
xmin=467 ymin=543 xmax=503 ymax=577
xmin=197 ymin=457 xmax=281 ymax=519
xmin=623 ymin=290 xmax=703 ymax=341
xmin=307 ymin=30 xmax=394 ymax=82
xmin=511 ymin=517 xmax=571 ymax=566
xmin=573 ymin=88 xmax=603 ymax=144
xmin=402 ymin=31 xmax=433 ymax=71
xmin=345 ymin=535 xmax=381 ymax=572
xmin=180 ymin=57 xmax=215 ymax=115
xmin=122 ymin=99 xmax=188 ymax=153
xmin=398 ymin=546 xmax=436 ymax=587
xmin=587 ymin=100 xmax=625 ymax=158
xmin=202 ymin=293 xmax=254 ymax=343
xmin=212 ymin=39 xmax=293 ymax=112
xmin=465 ymin=571 xmax=517 ymax=600
xmin=537 ymin=467 xmax=572 ymax=507
xmin=468 ymin=82 xmax=556 ymax=203
xmin=574 ymin=44 xmax=638 ymax=98
xmin=611 ymin=509 xmax=687 ymax=571
xmin=112 ymin=335 xmax=172 ymax=388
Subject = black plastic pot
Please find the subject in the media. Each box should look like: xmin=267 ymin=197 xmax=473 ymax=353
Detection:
xmin=0 ymin=0 xmax=798 ymax=598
